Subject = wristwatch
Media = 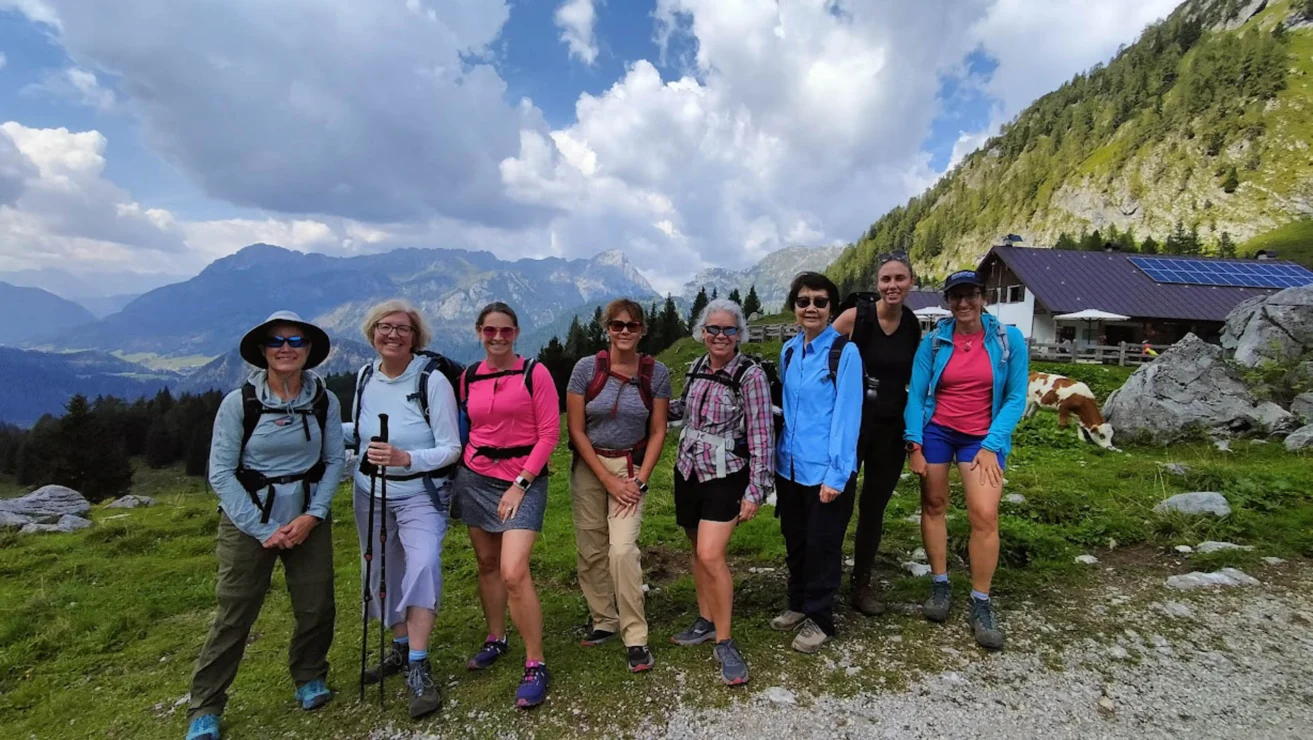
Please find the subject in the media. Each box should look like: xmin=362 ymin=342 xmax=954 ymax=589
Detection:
xmin=513 ymin=474 xmax=532 ymax=491
xmin=904 ymin=442 xmax=921 ymax=453
xmin=636 ymin=479 xmax=650 ymax=494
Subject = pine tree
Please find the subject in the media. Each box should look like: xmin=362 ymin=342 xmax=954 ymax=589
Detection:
xmin=185 ymin=426 xmax=211 ymax=477
xmin=710 ymin=288 xmax=718 ymax=300
xmin=1079 ymin=229 xmax=1104 ymax=252
xmin=688 ymin=287 xmax=709 ymax=332
xmin=536 ymin=336 xmax=573 ymax=411
xmin=1053 ymin=232 xmax=1079 ymax=251
xmin=742 ymin=285 xmax=762 ymax=317
xmin=728 ymin=288 xmax=742 ymax=305
xmin=658 ymin=295 xmax=687 ymax=355
xmin=564 ymin=316 xmax=588 ymax=359
xmin=1140 ymin=236 xmax=1160 ymax=254
xmin=1220 ymin=164 xmax=1239 ymax=193
xmin=1164 ymin=221 xmax=1189 ymax=255
xmin=145 ymin=416 xmax=174 ymax=469
xmin=587 ymin=306 xmax=607 ymax=353
xmin=49 ymin=394 xmax=133 ymax=502
xmin=1218 ymin=231 xmax=1237 ymax=258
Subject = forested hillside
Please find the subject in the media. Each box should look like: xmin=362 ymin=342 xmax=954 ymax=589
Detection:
xmin=830 ymin=0 xmax=1313 ymax=293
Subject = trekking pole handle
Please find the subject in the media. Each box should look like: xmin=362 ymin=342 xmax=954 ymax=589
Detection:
xmin=378 ymin=413 xmax=389 ymax=443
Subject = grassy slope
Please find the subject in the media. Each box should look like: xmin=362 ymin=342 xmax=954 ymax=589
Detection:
xmin=1 ymin=343 xmax=1309 ymax=738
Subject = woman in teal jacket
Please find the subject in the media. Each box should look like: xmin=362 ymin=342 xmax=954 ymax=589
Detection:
xmin=903 ymin=270 xmax=1028 ymax=651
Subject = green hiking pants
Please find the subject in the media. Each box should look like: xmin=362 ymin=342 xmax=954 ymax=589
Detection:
xmin=188 ymin=513 xmax=335 ymax=722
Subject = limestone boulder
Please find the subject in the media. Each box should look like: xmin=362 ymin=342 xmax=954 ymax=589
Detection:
xmin=1285 ymin=424 xmax=1313 ymax=452
xmin=19 ymin=514 xmax=95 ymax=534
xmin=0 ymin=485 xmax=91 ymax=522
xmin=106 ymin=495 xmax=156 ymax=509
xmin=1290 ymin=393 xmax=1313 ymax=424
xmin=1220 ymin=285 xmax=1313 ymax=367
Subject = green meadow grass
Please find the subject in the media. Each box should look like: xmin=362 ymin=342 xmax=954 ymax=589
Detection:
xmin=1 ymin=344 xmax=1308 ymax=738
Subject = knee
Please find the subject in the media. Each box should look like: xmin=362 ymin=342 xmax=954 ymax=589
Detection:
xmin=921 ymin=491 xmax=949 ymax=517
xmin=694 ymin=542 xmax=725 ymax=569
xmin=475 ymin=552 xmax=500 ymax=577
xmin=966 ymin=503 xmax=998 ymax=533
xmin=501 ymin=560 xmax=531 ymax=592
xmin=609 ymin=539 xmax=639 ymax=565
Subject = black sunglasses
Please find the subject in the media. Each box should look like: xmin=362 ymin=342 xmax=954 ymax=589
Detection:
xmin=795 ymin=296 xmax=830 ymax=309
xmin=703 ymin=325 xmax=739 ymax=337
xmin=263 ymin=335 xmax=308 ymax=349
xmin=608 ymin=320 xmax=643 ymax=333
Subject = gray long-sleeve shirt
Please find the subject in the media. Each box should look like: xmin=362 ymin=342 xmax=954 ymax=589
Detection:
xmin=208 ymin=370 xmax=345 ymax=542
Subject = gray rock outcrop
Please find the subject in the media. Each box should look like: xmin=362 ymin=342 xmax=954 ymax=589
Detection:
xmin=1154 ymin=492 xmax=1231 ymax=517
xmin=19 ymin=514 xmax=94 ymax=534
xmin=0 ymin=485 xmax=92 ymax=530
xmin=1291 ymin=393 xmax=1313 ymax=424
xmin=1103 ymin=334 xmax=1295 ymax=442
xmin=1165 ymin=568 xmax=1259 ymax=590
xmin=1285 ymin=424 xmax=1313 ymax=451
xmin=106 ymin=495 xmax=156 ymax=509
xmin=1220 ymin=284 xmax=1313 ymax=367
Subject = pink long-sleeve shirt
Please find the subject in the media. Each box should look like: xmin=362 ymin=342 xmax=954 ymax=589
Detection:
xmin=461 ymin=357 xmax=561 ymax=482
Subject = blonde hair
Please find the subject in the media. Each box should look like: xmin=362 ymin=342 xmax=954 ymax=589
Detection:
xmin=360 ymin=299 xmax=433 ymax=352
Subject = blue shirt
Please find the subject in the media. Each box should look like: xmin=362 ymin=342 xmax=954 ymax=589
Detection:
xmin=775 ymin=325 xmax=864 ymax=489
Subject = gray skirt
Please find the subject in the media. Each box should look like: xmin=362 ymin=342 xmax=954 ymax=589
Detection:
xmin=453 ymin=465 xmax=548 ymax=533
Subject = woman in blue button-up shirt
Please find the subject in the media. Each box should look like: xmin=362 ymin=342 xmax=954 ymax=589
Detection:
xmin=770 ymin=272 xmax=864 ymax=655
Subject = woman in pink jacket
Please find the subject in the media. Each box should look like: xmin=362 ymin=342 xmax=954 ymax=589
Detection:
xmin=452 ymin=302 xmax=560 ymax=708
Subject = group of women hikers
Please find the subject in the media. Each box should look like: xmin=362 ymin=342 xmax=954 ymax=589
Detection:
xmin=184 ymin=256 xmax=1028 ymax=740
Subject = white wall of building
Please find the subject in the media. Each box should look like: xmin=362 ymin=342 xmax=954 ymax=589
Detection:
xmin=1032 ymin=313 xmax=1057 ymax=343
xmin=986 ymin=288 xmax=1036 ymax=338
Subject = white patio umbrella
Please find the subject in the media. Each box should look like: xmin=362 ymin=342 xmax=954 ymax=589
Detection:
xmin=913 ymin=306 xmax=952 ymax=319
xmin=1053 ymin=309 xmax=1131 ymax=322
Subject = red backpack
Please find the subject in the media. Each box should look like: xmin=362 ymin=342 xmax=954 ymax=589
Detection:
xmin=584 ymin=350 xmax=656 ymax=414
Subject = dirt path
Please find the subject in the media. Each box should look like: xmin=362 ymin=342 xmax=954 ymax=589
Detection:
xmin=652 ymin=565 xmax=1313 ymax=739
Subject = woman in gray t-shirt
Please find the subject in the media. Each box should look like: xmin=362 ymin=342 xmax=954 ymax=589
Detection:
xmin=565 ymin=299 xmax=672 ymax=674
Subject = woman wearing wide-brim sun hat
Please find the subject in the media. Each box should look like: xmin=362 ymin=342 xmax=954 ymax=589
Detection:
xmin=186 ymin=310 xmax=345 ymax=740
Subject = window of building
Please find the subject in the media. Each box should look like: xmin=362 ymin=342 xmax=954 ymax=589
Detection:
xmin=1007 ymin=285 xmax=1025 ymax=303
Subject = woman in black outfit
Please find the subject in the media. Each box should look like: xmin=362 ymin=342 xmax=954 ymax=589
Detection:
xmin=832 ymin=252 xmax=922 ymax=616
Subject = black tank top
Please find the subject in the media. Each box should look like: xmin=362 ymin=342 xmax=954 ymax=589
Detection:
xmin=859 ymin=304 xmax=922 ymax=423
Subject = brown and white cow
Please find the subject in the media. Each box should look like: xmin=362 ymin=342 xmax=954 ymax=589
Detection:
xmin=1024 ymin=372 xmax=1118 ymax=450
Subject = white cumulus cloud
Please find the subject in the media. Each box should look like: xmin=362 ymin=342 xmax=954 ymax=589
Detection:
xmin=555 ymin=0 xmax=601 ymax=65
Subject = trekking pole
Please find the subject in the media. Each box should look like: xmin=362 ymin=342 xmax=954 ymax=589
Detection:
xmin=377 ymin=413 xmax=390 ymax=709
xmin=360 ymin=434 xmax=380 ymax=703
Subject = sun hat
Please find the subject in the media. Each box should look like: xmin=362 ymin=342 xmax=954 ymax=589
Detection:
xmin=238 ymin=310 xmax=331 ymax=370
xmin=941 ymin=270 xmax=985 ymax=294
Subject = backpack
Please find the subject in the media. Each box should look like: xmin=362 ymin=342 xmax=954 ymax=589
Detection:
xmin=235 ymin=376 xmax=330 ymax=523
xmin=352 ymin=350 xmax=466 ymax=479
xmin=680 ymin=353 xmax=778 ymax=460
xmin=459 ymin=357 xmax=540 ymax=460
xmin=584 ymin=350 xmax=656 ymax=412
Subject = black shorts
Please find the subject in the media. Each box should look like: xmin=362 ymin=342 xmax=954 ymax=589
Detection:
xmin=674 ymin=467 xmax=749 ymax=530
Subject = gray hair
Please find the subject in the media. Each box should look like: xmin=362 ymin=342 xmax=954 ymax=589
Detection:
xmin=360 ymin=298 xmax=433 ymax=352
xmin=692 ymin=298 xmax=749 ymax=341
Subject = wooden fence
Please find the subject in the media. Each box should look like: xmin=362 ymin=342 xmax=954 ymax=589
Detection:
xmin=746 ymin=323 xmax=1170 ymax=366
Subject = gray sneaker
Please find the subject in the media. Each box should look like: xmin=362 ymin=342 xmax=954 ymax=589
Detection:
xmin=924 ymin=580 xmax=952 ymax=623
xmin=713 ymin=639 xmax=750 ymax=685
xmin=769 ymin=609 xmax=807 ymax=632
xmin=670 ymin=616 xmax=716 ymax=646
xmin=969 ymin=597 xmax=1005 ymax=651
xmin=791 ymin=619 xmax=830 ymax=654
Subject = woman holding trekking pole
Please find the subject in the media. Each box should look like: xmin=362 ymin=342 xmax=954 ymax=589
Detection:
xmin=452 ymin=302 xmax=560 ymax=708
xmin=186 ymin=311 xmax=344 ymax=740
xmin=347 ymin=300 xmax=461 ymax=719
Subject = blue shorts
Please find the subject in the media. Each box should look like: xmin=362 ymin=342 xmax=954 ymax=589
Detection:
xmin=921 ymin=422 xmax=1006 ymax=469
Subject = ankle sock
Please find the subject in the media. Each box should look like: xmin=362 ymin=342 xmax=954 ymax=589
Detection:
xmin=393 ymin=636 xmax=410 ymax=647
xmin=488 ymin=633 xmax=505 ymax=644
xmin=971 ymin=590 xmax=990 ymax=602
xmin=408 ymin=648 xmax=427 ymax=662
xmin=526 ymin=659 xmax=545 ymax=669
xmin=931 ymin=573 xmax=949 ymax=584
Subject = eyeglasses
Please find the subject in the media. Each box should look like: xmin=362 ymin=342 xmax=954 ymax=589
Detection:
xmin=480 ymin=326 xmax=516 ymax=339
xmin=795 ymin=296 xmax=830 ymax=309
xmin=703 ymin=325 xmax=739 ymax=337
xmin=375 ymin=322 xmax=414 ymax=337
xmin=263 ymin=335 xmax=308 ymax=349
xmin=947 ymin=291 xmax=982 ymax=304
xmin=878 ymin=250 xmax=909 ymax=264
xmin=608 ymin=320 xmax=643 ymax=334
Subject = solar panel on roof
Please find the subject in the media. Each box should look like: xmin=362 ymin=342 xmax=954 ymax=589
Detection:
xmin=1129 ymin=256 xmax=1313 ymax=289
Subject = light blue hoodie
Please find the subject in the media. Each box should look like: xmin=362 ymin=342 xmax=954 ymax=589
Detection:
xmin=208 ymin=371 xmax=345 ymax=542
xmin=903 ymin=312 xmax=1029 ymax=459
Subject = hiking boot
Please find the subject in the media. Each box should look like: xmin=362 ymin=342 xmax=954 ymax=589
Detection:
xmin=923 ymin=580 xmax=952 ymax=623
xmin=466 ymin=636 xmax=509 ymax=670
xmin=852 ymin=585 xmax=885 ymax=617
xmin=580 ymin=628 xmax=617 ymax=647
xmin=627 ymin=645 xmax=655 ymax=673
xmin=969 ymin=597 xmax=1005 ymax=651
xmin=670 ymin=616 xmax=716 ymax=646
xmin=363 ymin=641 xmax=408 ymax=684
xmin=294 ymin=679 xmax=331 ymax=711
xmin=185 ymin=714 xmax=220 ymax=740
xmin=769 ymin=609 xmax=807 ymax=632
xmin=713 ymin=639 xmax=750 ymax=686
xmin=405 ymin=658 xmax=443 ymax=719
xmin=515 ymin=664 xmax=550 ymax=709
xmin=791 ymin=619 xmax=831 ymax=654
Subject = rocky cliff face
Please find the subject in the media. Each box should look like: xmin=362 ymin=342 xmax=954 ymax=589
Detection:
xmin=682 ymin=245 xmax=846 ymax=307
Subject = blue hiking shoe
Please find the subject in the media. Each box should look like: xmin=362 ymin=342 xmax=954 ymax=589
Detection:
xmin=295 ymin=679 xmax=331 ymax=711
xmin=466 ymin=636 xmax=509 ymax=671
xmin=185 ymin=714 xmax=220 ymax=740
xmin=669 ymin=615 xmax=716 ymax=646
xmin=514 ymin=663 xmax=550 ymax=709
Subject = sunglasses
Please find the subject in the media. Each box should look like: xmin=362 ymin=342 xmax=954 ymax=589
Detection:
xmin=878 ymin=250 xmax=909 ymax=264
xmin=703 ymin=325 xmax=739 ymax=337
xmin=608 ymin=320 xmax=643 ymax=334
xmin=947 ymin=291 xmax=982 ymax=304
xmin=795 ymin=296 xmax=830 ymax=309
xmin=480 ymin=326 xmax=516 ymax=339
xmin=263 ymin=335 xmax=308 ymax=349
xmin=375 ymin=322 xmax=414 ymax=337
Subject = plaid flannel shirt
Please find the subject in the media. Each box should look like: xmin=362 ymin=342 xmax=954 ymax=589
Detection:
xmin=672 ymin=352 xmax=776 ymax=505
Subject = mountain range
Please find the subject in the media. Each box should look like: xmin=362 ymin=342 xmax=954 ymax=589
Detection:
xmin=681 ymin=245 xmax=847 ymax=308
xmin=0 ymin=282 xmax=96 ymax=346
xmin=828 ymin=0 xmax=1313 ymax=291
xmin=0 ymin=347 xmax=176 ymax=426
xmin=0 ymin=267 xmax=188 ymax=318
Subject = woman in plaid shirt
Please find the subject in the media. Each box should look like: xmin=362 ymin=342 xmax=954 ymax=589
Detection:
xmin=667 ymin=298 xmax=775 ymax=686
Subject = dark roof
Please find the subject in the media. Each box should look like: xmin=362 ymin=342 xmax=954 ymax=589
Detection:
xmin=904 ymin=290 xmax=945 ymax=311
xmin=980 ymin=246 xmax=1283 ymax=322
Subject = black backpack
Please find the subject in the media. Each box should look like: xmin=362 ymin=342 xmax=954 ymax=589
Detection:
xmin=352 ymin=350 xmax=465 ymax=479
xmin=459 ymin=357 xmax=541 ymax=463
xmin=235 ymin=376 xmax=330 ymax=523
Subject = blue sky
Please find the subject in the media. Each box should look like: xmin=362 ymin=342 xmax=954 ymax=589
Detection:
xmin=0 ymin=0 xmax=1179 ymax=293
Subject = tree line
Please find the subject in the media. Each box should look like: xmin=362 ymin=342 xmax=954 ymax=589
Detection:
xmin=1049 ymin=221 xmax=1237 ymax=257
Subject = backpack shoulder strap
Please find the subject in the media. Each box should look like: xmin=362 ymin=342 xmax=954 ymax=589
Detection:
xmin=828 ymin=336 xmax=849 ymax=383
xmin=352 ymin=362 xmax=374 ymax=449
xmin=461 ymin=363 xmax=480 ymax=403
xmin=523 ymin=357 xmax=537 ymax=396
xmin=997 ymin=321 xmax=1011 ymax=364
xmin=239 ymin=382 xmax=263 ymax=462
xmin=783 ymin=345 xmax=796 ymax=372
xmin=585 ymin=350 xmax=611 ymax=404
xmin=310 ymin=376 xmax=329 ymax=437
xmin=637 ymin=354 xmax=656 ymax=411
xmin=414 ymin=351 xmax=443 ymax=423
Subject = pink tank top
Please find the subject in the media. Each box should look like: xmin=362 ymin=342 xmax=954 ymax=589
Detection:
xmin=929 ymin=330 xmax=993 ymax=436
